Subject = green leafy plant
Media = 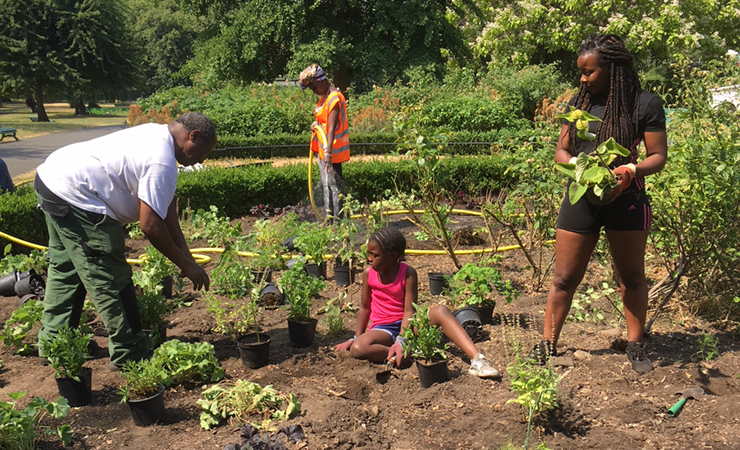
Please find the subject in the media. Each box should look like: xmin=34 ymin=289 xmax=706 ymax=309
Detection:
xmin=118 ymin=358 xmax=168 ymax=403
xmin=0 ymin=245 xmax=48 ymax=276
xmin=38 ymin=327 xmax=91 ymax=381
xmin=280 ymin=258 xmax=326 ymax=322
xmin=294 ymin=222 xmax=332 ymax=266
xmin=695 ymin=334 xmax=720 ymax=361
xmin=0 ymin=391 xmax=72 ymax=449
xmin=205 ymin=292 xmax=257 ymax=342
xmin=321 ymin=293 xmax=346 ymax=337
xmin=1 ymin=299 xmax=44 ymax=355
xmin=181 ymin=205 xmax=242 ymax=247
xmin=152 ymin=340 xmax=224 ymax=385
xmin=554 ymin=107 xmax=631 ymax=205
xmin=125 ymin=221 xmax=144 ymax=239
xmin=393 ymin=107 xmax=462 ymax=269
xmin=211 ymin=245 xmax=251 ymax=299
xmin=507 ymin=355 xmax=561 ymax=450
xmin=567 ymin=287 xmax=606 ymax=324
xmin=448 ymin=261 xmax=519 ymax=307
xmin=332 ymin=195 xmax=361 ymax=266
xmin=134 ymin=285 xmax=168 ymax=332
xmin=401 ymin=303 xmax=448 ymax=362
xmin=197 ymin=380 xmax=300 ymax=430
xmin=138 ymin=245 xmax=179 ymax=287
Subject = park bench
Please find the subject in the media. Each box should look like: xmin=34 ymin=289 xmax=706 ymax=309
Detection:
xmin=0 ymin=125 xmax=18 ymax=142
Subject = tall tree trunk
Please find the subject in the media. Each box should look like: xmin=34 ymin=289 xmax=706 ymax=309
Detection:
xmin=35 ymin=84 xmax=50 ymax=122
xmin=73 ymin=98 xmax=88 ymax=116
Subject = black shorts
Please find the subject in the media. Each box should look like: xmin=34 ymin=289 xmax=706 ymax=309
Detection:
xmin=556 ymin=188 xmax=652 ymax=235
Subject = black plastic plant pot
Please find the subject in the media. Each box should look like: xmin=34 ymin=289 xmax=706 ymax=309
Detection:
xmin=334 ymin=264 xmax=354 ymax=287
xmin=304 ymin=262 xmax=326 ymax=280
xmin=452 ymin=307 xmax=483 ymax=343
xmin=427 ymin=272 xmax=452 ymax=295
xmin=250 ymin=268 xmax=273 ymax=284
xmin=416 ymin=359 xmax=448 ymax=388
xmin=161 ymin=276 xmax=173 ymax=299
xmin=55 ymin=367 xmax=93 ymax=407
xmin=259 ymin=283 xmax=285 ymax=307
xmin=0 ymin=271 xmax=20 ymax=297
xmin=127 ymin=384 xmax=166 ymax=427
xmin=13 ymin=271 xmax=45 ymax=298
xmin=236 ymin=333 xmax=271 ymax=369
xmin=470 ymin=303 xmax=495 ymax=325
xmin=287 ymin=318 xmax=318 ymax=348
xmin=143 ymin=324 xmax=167 ymax=350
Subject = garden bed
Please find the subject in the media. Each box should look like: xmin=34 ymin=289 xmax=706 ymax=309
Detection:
xmin=1 ymin=212 xmax=739 ymax=450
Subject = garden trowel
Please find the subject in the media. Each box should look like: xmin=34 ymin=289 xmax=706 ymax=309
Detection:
xmin=667 ymin=387 xmax=704 ymax=417
xmin=375 ymin=356 xmax=396 ymax=384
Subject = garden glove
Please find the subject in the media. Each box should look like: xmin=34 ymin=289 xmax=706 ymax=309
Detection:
xmin=609 ymin=163 xmax=636 ymax=197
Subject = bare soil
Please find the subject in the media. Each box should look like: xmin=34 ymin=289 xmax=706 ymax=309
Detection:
xmin=1 ymin=213 xmax=739 ymax=450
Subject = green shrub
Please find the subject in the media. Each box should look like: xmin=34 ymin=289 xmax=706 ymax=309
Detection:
xmin=0 ymin=186 xmax=47 ymax=249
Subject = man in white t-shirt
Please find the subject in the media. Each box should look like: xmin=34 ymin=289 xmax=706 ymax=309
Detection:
xmin=34 ymin=112 xmax=217 ymax=370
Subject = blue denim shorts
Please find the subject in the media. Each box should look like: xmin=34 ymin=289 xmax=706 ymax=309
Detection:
xmin=369 ymin=320 xmax=403 ymax=340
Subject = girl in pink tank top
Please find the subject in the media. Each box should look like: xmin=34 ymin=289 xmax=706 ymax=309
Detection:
xmin=333 ymin=227 xmax=500 ymax=379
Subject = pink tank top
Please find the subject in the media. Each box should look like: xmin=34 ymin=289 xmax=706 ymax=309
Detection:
xmin=368 ymin=263 xmax=407 ymax=326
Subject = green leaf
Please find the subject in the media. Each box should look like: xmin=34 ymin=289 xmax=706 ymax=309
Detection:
xmin=554 ymin=162 xmax=576 ymax=180
xmin=574 ymin=153 xmax=589 ymax=182
xmin=577 ymin=130 xmax=596 ymax=140
xmin=58 ymin=424 xmax=73 ymax=446
xmin=7 ymin=391 xmax=26 ymax=401
xmin=50 ymin=397 xmax=70 ymax=419
xmin=569 ymin=182 xmax=587 ymax=205
xmin=600 ymin=138 xmax=630 ymax=157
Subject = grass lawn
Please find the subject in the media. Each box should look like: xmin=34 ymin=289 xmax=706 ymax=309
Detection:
xmin=0 ymin=101 xmax=127 ymax=140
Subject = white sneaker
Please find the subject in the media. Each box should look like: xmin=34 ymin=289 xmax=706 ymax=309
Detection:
xmin=469 ymin=353 xmax=500 ymax=378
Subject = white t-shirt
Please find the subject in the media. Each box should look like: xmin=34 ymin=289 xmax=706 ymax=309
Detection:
xmin=36 ymin=124 xmax=178 ymax=224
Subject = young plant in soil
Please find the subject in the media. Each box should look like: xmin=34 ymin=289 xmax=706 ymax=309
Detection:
xmin=0 ymin=391 xmax=72 ymax=448
xmin=294 ymin=222 xmax=333 ymax=267
xmin=38 ymin=327 xmax=92 ymax=382
xmin=137 ymin=245 xmax=179 ymax=291
xmin=0 ymin=244 xmax=48 ymax=275
xmin=280 ymin=258 xmax=326 ymax=322
xmin=197 ymin=380 xmax=300 ymax=430
xmin=180 ymin=205 xmax=242 ymax=247
xmin=1 ymin=299 xmax=44 ymax=356
xmin=393 ymin=107 xmax=462 ymax=269
xmin=554 ymin=107 xmax=631 ymax=205
xmin=152 ymin=340 xmax=224 ymax=385
xmin=211 ymin=245 xmax=251 ymax=299
xmin=506 ymin=355 xmax=561 ymax=450
xmin=134 ymin=285 xmax=168 ymax=346
xmin=332 ymin=194 xmax=361 ymax=268
xmin=401 ymin=303 xmax=448 ymax=363
xmin=118 ymin=358 xmax=169 ymax=403
xmin=448 ymin=260 xmax=519 ymax=308
xmin=321 ymin=293 xmax=347 ymax=337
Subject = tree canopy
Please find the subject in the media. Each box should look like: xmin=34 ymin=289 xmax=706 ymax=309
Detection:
xmin=0 ymin=0 xmax=138 ymax=120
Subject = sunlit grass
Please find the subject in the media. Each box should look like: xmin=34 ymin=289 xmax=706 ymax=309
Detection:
xmin=0 ymin=101 xmax=126 ymax=140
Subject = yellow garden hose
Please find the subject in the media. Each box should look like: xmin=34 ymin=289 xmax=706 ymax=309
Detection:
xmin=308 ymin=123 xmax=328 ymax=220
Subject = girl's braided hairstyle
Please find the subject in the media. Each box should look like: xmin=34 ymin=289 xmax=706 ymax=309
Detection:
xmin=569 ymin=34 xmax=641 ymax=166
xmin=369 ymin=227 xmax=406 ymax=261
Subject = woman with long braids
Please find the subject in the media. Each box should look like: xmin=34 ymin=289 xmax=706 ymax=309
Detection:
xmin=533 ymin=34 xmax=668 ymax=374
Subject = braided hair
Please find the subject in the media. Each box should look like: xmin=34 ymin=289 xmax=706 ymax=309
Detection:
xmin=569 ymin=34 xmax=641 ymax=166
xmin=369 ymin=227 xmax=406 ymax=261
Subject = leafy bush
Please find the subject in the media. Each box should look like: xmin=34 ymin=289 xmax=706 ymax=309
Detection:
xmin=0 ymin=186 xmax=47 ymax=249
xmin=448 ymin=261 xmax=518 ymax=307
xmin=118 ymin=358 xmax=167 ymax=402
xmin=38 ymin=327 xmax=91 ymax=381
xmin=401 ymin=303 xmax=448 ymax=362
xmin=152 ymin=340 xmax=224 ymax=385
xmin=280 ymin=258 xmax=326 ymax=322
xmin=1 ymin=299 xmax=44 ymax=356
xmin=0 ymin=245 xmax=47 ymax=277
xmin=0 ymin=392 xmax=72 ymax=449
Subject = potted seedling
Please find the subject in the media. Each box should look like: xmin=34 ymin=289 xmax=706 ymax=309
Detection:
xmin=401 ymin=303 xmax=449 ymax=388
xmin=139 ymin=245 xmax=179 ymax=298
xmin=39 ymin=327 xmax=93 ymax=407
xmin=134 ymin=284 xmax=169 ymax=350
xmin=280 ymin=258 xmax=326 ymax=347
xmin=295 ymin=222 xmax=332 ymax=279
xmin=231 ymin=281 xmax=271 ymax=369
xmin=555 ymin=107 xmax=632 ymax=205
xmin=332 ymin=195 xmax=361 ymax=287
xmin=448 ymin=261 xmax=519 ymax=325
xmin=118 ymin=358 xmax=168 ymax=426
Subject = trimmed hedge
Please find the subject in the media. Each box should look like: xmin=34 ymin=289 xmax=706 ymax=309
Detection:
xmin=1 ymin=157 xmax=510 ymax=247
xmin=212 ymin=128 xmax=556 ymax=159
xmin=0 ymin=185 xmax=48 ymax=249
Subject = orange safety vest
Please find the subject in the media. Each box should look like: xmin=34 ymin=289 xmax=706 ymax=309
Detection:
xmin=311 ymin=90 xmax=350 ymax=163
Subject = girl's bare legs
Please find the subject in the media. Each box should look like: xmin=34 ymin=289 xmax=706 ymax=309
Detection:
xmin=543 ymin=229 xmax=600 ymax=350
xmin=350 ymin=330 xmax=394 ymax=363
xmin=428 ymin=305 xmax=478 ymax=359
xmin=605 ymin=230 xmax=649 ymax=342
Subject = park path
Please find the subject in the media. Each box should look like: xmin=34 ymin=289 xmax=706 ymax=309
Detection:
xmin=0 ymin=124 xmax=124 ymax=179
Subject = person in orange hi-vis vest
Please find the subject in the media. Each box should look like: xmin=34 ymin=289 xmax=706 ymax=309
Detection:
xmin=299 ymin=64 xmax=349 ymax=221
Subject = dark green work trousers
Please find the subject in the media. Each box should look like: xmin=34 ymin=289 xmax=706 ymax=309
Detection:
xmin=35 ymin=179 xmax=148 ymax=367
